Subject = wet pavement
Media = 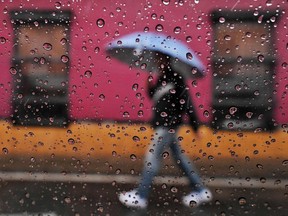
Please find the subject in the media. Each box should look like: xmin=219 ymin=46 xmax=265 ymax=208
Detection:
xmin=0 ymin=178 xmax=287 ymax=216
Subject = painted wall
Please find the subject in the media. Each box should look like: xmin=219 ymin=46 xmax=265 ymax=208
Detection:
xmin=0 ymin=0 xmax=287 ymax=125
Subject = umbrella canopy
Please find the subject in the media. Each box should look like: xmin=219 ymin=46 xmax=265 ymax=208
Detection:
xmin=105 ymin=32 xmax=206 ymax=78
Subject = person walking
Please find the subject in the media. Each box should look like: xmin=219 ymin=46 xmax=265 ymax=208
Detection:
xmin=118 ymin=53 xmax=212 ymax=209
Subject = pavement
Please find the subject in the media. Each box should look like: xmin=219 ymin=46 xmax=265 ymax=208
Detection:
xmin=0 ymin=173 xmax=287 ymax=216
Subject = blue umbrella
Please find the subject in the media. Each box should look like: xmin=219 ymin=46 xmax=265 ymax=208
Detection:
xmin=105 ymin=32 xmax=205 ymax=78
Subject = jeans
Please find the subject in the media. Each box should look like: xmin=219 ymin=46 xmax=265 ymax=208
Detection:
xmin=137 ymin=127 xmax=204 ymax=199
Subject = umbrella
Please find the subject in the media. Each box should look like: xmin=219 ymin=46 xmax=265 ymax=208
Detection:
xmin=105 ymin=32 xmax=205 ymax=78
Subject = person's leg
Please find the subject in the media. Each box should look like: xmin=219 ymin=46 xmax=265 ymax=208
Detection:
xmin=169 ymin=135 xmax=204 ymax=191
xmin=137 ymin=127 xmax=174 ymax=199
xmin=169 ymin=130 xmax=213 ymax=207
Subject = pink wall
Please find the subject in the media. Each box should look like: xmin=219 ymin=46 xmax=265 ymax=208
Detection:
xmin=0 ymin=0 xmax=287 ymax=124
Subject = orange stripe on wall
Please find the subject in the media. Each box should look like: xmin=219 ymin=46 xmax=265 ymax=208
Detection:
xmin=0 ymin=120 xmax=287 ymax=160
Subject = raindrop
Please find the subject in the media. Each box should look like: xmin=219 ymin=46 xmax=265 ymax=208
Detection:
xmin=2 ymin=147 xmax=8 ymax=154
xmin=266 ymin=0 xmax=272 ymax=6
xmin=238 ymin=197 xmax=247 ymax=205
xmin=174 ymin=26 xmax=181 ymax=34
xmin=246 ymin=112 xmax=253 ymax=119
xmin=162 ymin=151 xmax=169 ymax=159
xmin=60 ymin=38 xmax=67 ymax=45
xmin=43 ymin=43 xmax=52 ymax=51
xmin=68 ymin=138 xmax=75 ymax=145
xmin=160 ymin=112 xmax=168 ymax=117
xmin=258 ymin=15 xmax=264 ymax=24
xmin=170 ymin=186 xmax=178 ymax=193
xmin=224 ymin=35 xmax=231 ymax=41
xmin=94 ymin=47 xmax=100 ymax=53
xmin=186 ymin=36 xmax=192 ymax=43
xmin=235 ymin=84 xmax=241 ymax=91
xmin=0 ymin=36 xmax=6 ymax=44
xmin=140 ymin=63 xmax=147 ymax=70
xmin=132 ymin=83 xmax=139 ymax=91
xmin=123 ymin=111 xmax=130 ymax=118
xmin=282 ymin=160 xmax=288 ymax=166
xmin=99 ymin=94 xmax=105 ymax=101
xmin=155 ymin=24 xmax=163 ymax=32
xmin=229 ymin=107 xmax=237 ymax=115
xmin=84 ymin=70 xmax=92 ymax=78
xmin=9 ymin=67 xmax=17 ymax=75
xmin=55 ymin=2 xmax=61 ymax=9
xmin=258 ymin=55 xmax=265 ymax=62
xmin=162 ymin=0 xmax=170 ymax=5
xmin=132 ymin=136 xmax=140 ymax=142
xmin=186 ymin=52 xmax=193 ymax=60
xmin=61 ymin=55 xmax=69 ymax=63
xmin=203 ymin=110 xmax=210 ymax=118
xmin=219 ymin=17 xmax=225 ymax=23
xmin=140 ymin=126 xmax=146 ymax=131
xmin=96 ymin=18 xmax=105 ymax=28
xmin=138 ymin=110 xmax=144 ymax=117
xmin=130 ymin=154 xmax=137 ymax=161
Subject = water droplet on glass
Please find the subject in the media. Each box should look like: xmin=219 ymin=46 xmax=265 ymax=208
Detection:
xmin=60 ymin=38 xmax=67 ymax=45
xmin=0 ymin=36 xmax=6 ymax=44
xmin=229 ymin=107 xmax=237 ymax=115
xmin=140 ymin=63 xmax=147 ymax=70
xmin=162 ymin=151 xmax=169 ymax=159
xmin=138 ymin=110 xmax=144 ymax=117
xmin=99 ymin=94 xmax=105 ymax=101
xmin=61 ymin=55 xmax=69 ymax=63
xmin=160 ymin=112 xmax=168 ymax=117
xmin=258 ymin=55 xmax=264 ymax=62
xmin=235 ymin=84 xmax=241 ymax=91
xmin=132 ymin=83 xmax=139 ymax=91
xmin=170 ymin=186 xmax=178 ymax=193
xmin=186 ymin=36 xmax=192 ymax=43
xmin=246 ymin=112 xmax=253 ymax=119
xmin=258 ymin=15 xmax=264 ymax=23
xmin=282 ymin=160 xmax=288 ymax=166
xmin=155 ymin=24 xmax=163 ymax=32
xmin=162 ymin=0 xmax=170 ymax=5
xmin=9 ymin=67 xmax=17 ymax=75
xmin=219 ymin=17 xmax=225 ymax=23
xmin=174 ymin=26 xmax=181 ymax=34
xmin=96 ymin=18 xmax=105 ymax=28
xmin=55 ymin=2 xmax=61 ymax=9
xmin=68 ymin=138 xmax=75 ymax=145
xmin=238 ymin=197 xmax=247 ymax=205
xmin=224 ymin=35 xmax=231 ymax=41
xmin=123 ymin=111 xmax=130 ymax=118
xmin=186 ymin=52 xmax=193 ymax=60
xmin=132 ymin=136 xmax=140 ymax=142
xmin=2 ymin=147 xmax=8 ymax=154
xmin=130 ymin=154 xmax=137 ymax=161
xmin=84 ymin=70 xmax=92 ymax=78
xmin=203 ymin=110 xmax=210 ymax=118
xmin=266 ymin=0 xmax=272 ymax=6
xmin=43 ymin=43 xmax=52 ymax=51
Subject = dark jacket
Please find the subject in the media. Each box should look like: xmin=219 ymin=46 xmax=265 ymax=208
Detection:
xmin=148 ymin=67 xmax=199 ymax=131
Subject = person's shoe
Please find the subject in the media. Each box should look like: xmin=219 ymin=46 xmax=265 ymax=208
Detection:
xmin=118 ymin=189 xmax=148 ymax=209
xmin=182 ymin=188 xmax=213 ymax=208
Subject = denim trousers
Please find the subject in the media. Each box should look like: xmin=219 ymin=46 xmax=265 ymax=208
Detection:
xmin=137 ymin=127 xmax=204 ymax=199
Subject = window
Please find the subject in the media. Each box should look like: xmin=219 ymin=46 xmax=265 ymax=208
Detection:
xmin=211 ymin=10 xmax=279 ymax=131
xmin=10 ymin=10 xmax=71 ymax=126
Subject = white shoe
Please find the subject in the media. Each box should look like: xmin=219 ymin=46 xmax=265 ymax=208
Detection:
xmin=182 ymin=188 xmax=213 ymax=208
xmin=118 ymin=189 xmax=148 ymax=209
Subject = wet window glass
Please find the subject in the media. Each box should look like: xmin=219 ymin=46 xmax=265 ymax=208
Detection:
xmin=0 ymin=1 xmax=287 ymax=216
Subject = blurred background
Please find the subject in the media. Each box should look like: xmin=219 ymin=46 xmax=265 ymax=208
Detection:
xmin=0 ymin=0 xmax=287 ymax=215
